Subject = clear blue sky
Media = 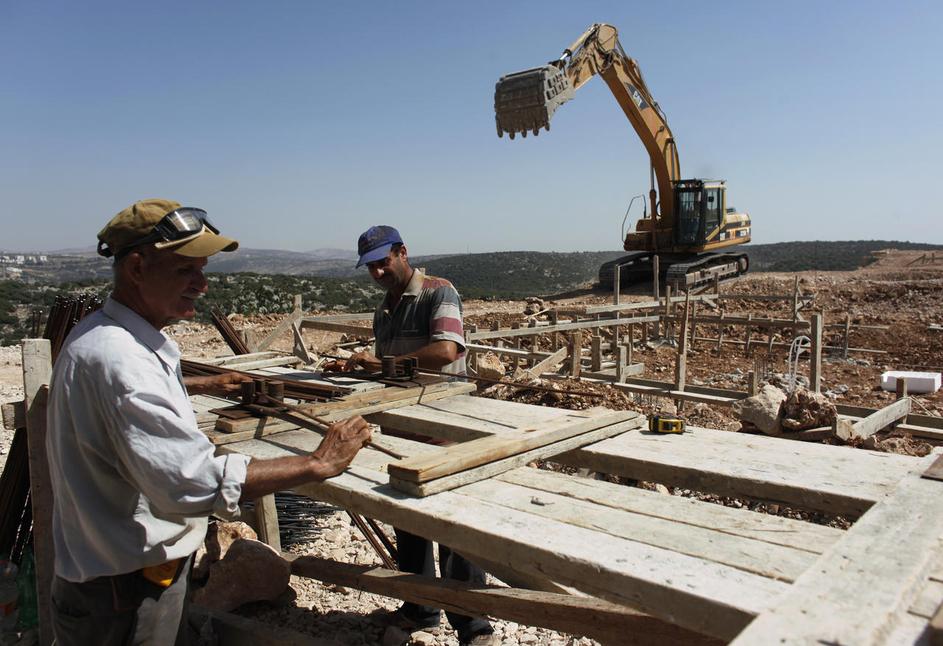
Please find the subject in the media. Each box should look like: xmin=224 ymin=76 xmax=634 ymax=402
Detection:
xmin=2 ymin=1 xmax=941 ymax=254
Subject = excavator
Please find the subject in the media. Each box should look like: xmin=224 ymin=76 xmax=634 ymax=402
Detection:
xmin=494 ymin=23 xmax=752 ymax=291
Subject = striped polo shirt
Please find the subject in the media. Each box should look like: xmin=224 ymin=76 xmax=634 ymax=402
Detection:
xmin=372 ymin=269 xmax=466 ymax=375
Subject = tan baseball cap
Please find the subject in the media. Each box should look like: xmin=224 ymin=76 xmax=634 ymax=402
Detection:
xmin=97 ymin=198 xmax=239 ymax=258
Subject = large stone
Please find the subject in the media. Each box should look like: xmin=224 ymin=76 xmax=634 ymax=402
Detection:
xmin=732 ymin=384 xmax=786 ymax=435
xmin=476 ymin=352 xmax=506 ymax=381
xmin=193 ymin=521 xmax=258 ymax=580
xmin=192 ymin=539 xmax=291 ymax=612
xmin=781 ymin=387 xmax=838 ymax=431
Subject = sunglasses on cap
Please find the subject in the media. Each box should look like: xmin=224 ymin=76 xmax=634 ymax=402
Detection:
xmin=98 ymin=207 xmax=220 ymax=259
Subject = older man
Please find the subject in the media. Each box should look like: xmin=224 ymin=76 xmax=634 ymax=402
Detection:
xmin=337 ymin=225 xmax=497 ymax=646
xmin=46 ymin=199 xmax=371 ymax=646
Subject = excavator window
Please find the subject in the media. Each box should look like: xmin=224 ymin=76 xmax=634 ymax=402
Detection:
xmin=704 ymin=188 xmax=721 ymax=235
xmin=675 ymin=188 xmax=702 ymax=245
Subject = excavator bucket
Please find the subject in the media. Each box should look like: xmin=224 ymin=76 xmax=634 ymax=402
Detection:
xmin=494 ymin=65 xmax=573 ymax=139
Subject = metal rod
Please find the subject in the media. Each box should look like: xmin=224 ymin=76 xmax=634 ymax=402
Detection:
xmin=347 ymin=511 xmax=397 ymax=570
xmin=254 ymin=392 xmax=406 ymax=460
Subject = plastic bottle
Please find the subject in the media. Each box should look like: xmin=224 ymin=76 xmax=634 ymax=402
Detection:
xmin=0 ymin=560 xmax=18 ymax=645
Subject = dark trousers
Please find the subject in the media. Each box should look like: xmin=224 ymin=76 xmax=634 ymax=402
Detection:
xmin=395 ymin=529 xmax=492 ymax=641
xmin=50 ymin=557 xmax=191 ymax=646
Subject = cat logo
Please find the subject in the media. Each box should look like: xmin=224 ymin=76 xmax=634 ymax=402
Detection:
xmin=625 ymin=82 xmax=649 ymax=110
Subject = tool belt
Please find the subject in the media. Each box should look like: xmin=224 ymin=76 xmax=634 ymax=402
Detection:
xmin=140 ymin=558 xmax=183 ymax=588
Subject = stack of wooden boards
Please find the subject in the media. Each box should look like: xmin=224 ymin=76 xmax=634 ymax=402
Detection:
xmin=387 ymin=410 xmax=642 ymax=496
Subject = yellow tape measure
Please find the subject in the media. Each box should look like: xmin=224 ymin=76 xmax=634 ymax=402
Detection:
xmin=648 ymin=416 xmax=686 ymax=434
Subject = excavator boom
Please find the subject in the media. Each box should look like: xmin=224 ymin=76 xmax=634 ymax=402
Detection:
xmin=494 ymin=23 xmax=680 ymax=223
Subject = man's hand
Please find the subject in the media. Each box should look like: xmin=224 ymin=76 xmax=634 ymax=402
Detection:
xmin=183 ymin=372 xmax=253 ymax=396
xmin=340 ymin=351 xmax=382 ymax=373
xmin=311 ymin=416 xmax=372 ymax=479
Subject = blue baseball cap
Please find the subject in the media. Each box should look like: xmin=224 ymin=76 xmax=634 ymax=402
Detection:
xmin=356 ymin=225 xmax=403 ymax=267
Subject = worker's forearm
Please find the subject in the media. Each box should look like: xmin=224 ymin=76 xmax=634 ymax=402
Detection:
xmin=240 ymin=455 xmax=333 ymax=501
xmin=400 ymin=340 xmax=459 ymax=370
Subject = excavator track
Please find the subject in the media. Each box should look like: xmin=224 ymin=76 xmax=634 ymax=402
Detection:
xmin=599 ymin=252 xmax=749 ymax=291
xmin=665 ymin=253 xmax=749 ymax=291
xmin=598 ymin=252 xmax=656 ymax=290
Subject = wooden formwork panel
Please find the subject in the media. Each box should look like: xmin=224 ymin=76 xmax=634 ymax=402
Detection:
xmin=207 ymin=389 xmax=943 ymax=643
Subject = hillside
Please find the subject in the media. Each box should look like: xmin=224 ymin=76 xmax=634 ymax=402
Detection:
xmin=743 ymin=240 xmax=943 ymax=272
xmin=4 ymin=241 xmax=943 ymax=343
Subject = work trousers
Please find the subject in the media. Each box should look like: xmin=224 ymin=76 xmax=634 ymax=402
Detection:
xmin=395 ymin=528 xmax=493 ymax=641
xmin=50 ymin=557 xmax=191 ymax=646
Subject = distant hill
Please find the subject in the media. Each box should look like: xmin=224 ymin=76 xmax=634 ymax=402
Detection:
xmin=743 ymin=240 xmax=943 ymax=272
xmin=419 ymin=251 xmax=623 ymax=298
xmin=4 ymin=240 xmax=943 ymax=295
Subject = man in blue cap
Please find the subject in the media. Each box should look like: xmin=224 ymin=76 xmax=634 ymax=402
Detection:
xmin=333 ymin=225 xmax=497 ymax=646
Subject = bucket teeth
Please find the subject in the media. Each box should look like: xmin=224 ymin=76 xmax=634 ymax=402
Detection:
xmin=494 ymin=65 xmax=573 ymax=139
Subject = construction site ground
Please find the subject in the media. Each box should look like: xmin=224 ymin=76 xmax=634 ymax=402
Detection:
xmin=2 ymin=249 xmax=942 ymax=645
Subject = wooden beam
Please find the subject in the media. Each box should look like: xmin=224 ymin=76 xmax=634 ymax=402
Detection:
xmin=389 ymin=411 xmax=638 ymax=483
xmin=299 ymin=319 xmax=374 ymax=337
xmin=290 ymin=320 xmax=312 ymax=364
xmin=560 ymin=424 xmax=917 ymax=517
xmin=22 ymin=339 xmax=54 ymax=646
xmin=583 ymin=293 xmax=718 ymax=315
xmin=389 ymin=415 xmax=643 ymax=497
xmin=255 ymin=309 xmax=303 ymax=351
xmin=213 ymin=381 xmax=475 ymax=435
xmin=810 ymin=313 xmax=823 ymax=394
xmin=290 ymin=557 xmax=717 ymax=646
xmin=568 ymin=331 xmax=582 ymax=378
xmin=524 ymin=346 xmax=568 ymax=378
xmin=731 ymin=463 xmax=943 ymax=645
xmin=834 ymin=397 xmax=911 ymax=441
xmin=253 ymin=493 xmax=282 ymax=553
xmin=468 ymin=315 xmax=659 ymax=342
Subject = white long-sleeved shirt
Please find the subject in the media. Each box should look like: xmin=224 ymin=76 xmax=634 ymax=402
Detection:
xmin=46 ymin=297 xmax=250 ymax=582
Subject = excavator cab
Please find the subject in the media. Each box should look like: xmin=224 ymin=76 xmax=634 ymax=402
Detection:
xmin=674 ymin=180 xmax=725 ymax=246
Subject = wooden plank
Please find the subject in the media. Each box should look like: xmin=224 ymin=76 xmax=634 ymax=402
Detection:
xmin=583 ymin=293 xmax=717 ymax=315
xmin=209 ymin=355 xmax=303 ymax=371
xmin=299 ymin=319 xmax=373 ymax=337
xmin=834 ymin=397 xmax=911 ymax=441
xmin=525 ymin=345 xmax=568 ymax=377
xmin=301 ymin=313 xmax=373 ymax=323
xmin=1 ymin=399 xmax=25 ymax=430
xmin=199 ymin=351 xmax=282 ymax=366
xmin=214 ymin=381 xmax=475 ymax=434
xmin=253 ymin=493 xmax=282 ymax=553
xmin=580 ymin=363 xmax=645 ymax=382
xmin=560 ymin=425 xmax=918 ymax=517
xmin=368 ymin=395 xmax=589 ymax=442
xmin=496 ymin=468 xmax=843 ymax=555
xmin=389 ymin=411 xmax=637 ymax=484
xmin=290 ymin=556 xmax=717 ymax=646
xmin=810 ymin=313 xmax=823 ymax=394
xmin=460 ymin=478 xmax=817 ymax=582
xmin=731 ymin=462 xmax=943 ymax=645
xmin=467 ymin=315 xmax=659 ymax=341
xmin=465 ymin=343 xmax=535 ymax=359
xmin=22 ymin=339 xmax=54 ymax=646
xmin=389 ymin=417 xmax=643 ymax=497
xmin=255 ymin=309 xmax=303 ymax=352
xmin=222 ymin=434 xmax=788 ymax=640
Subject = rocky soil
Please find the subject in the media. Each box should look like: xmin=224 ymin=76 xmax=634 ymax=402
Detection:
xmin=2 ymin=249 xmax=942 ymax=644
